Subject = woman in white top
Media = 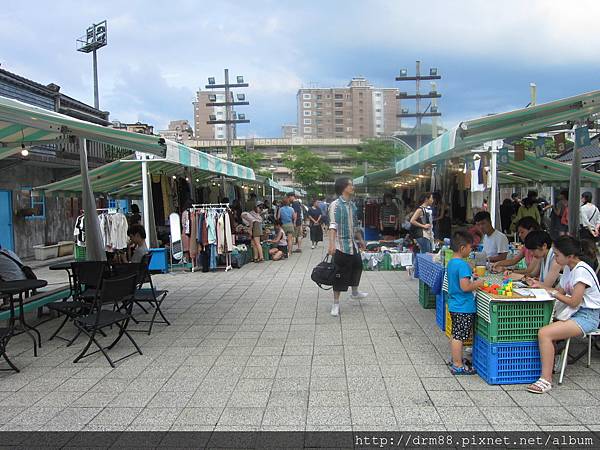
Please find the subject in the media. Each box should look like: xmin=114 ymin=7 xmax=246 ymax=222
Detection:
xmin=579 ymin=191 xmax=600 ymax=240
xmin=522 ymin=230 xmax=562 ymax=289
xmin=527 ymin=236 xmax=600 ymax=394
xmin=242 ymin=204 xmax=265 ymax=262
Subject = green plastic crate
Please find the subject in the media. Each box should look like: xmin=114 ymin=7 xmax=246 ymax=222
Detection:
xmin=418 ymin=280 xmax=436 ymax=309
xmin=262 ymin=243 xmax=271 ymax=261
xmin=475 ymin=300 xmax=554 ymax=343
xmin=74 ymin=245 xmax=86 ymax=261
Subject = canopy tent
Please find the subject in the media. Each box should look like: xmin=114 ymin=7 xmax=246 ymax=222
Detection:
xmin=36 ymin=140 xmax=256 ymax=196
xmin=0 ymin=94 xmax=255 ymax=261
xmin=395 ymin=90 xmax=600 ymax=175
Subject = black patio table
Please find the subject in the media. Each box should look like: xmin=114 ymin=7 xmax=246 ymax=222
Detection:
xmin=0 ymin=279 xmax=48 ymax=356
xmin=49 ymin=261 xmax=75 ymax=293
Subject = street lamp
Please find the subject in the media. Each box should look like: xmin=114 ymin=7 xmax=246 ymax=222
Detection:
xmin=76 ymin=20 xmax=108 ymax=110
xmin=268 ymin=164 xmax=277 ymax=203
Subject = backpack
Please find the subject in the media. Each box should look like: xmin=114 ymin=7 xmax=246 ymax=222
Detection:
xmin=0 ymin=250 xmax=37 ymax=281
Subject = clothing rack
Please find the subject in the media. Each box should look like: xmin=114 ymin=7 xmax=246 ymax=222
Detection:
xmin=189 ymin=203 xmax=233 ymax=272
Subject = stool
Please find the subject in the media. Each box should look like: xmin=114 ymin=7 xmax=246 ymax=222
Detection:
xmin=558 ymin=329 xmax=600 ymax=384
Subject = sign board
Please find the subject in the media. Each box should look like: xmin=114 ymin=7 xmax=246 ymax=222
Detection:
xmin=575 ymin=127 xmax=591 ymax=148
xmin=498 ymin=147 xmax=509 ymax=164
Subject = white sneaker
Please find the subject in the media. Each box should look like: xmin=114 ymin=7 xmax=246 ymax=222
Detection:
xmin=311 ymin=244 xmax=315 ymax=249
xmin=330 ymin=304 xmax=340 ymax=316
xmin=350 ymin=291 xmax=368 ymax=300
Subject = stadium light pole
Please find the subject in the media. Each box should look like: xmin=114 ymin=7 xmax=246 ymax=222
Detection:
xmin=76 ymin=21 xmax=108 ymax=110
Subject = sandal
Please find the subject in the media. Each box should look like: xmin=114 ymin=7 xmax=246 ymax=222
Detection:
xmin=527 ymin=378 xmax=552 ymax=394
xmin=449 ymin=363 xmax=477 ymax=375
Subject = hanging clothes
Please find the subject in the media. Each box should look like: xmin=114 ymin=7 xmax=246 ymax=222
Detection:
xmin=189 ymin=210 xmax=198 ymax=261
xmin=181 ymin=209 xmax=191 ymax=252
xmin=224 ymin=211 xmax=233 ymax=252
xmin=74 ymin=215 xmax=86 ymax=247
xmin=217 ymin=214 xmax=225 ymax=255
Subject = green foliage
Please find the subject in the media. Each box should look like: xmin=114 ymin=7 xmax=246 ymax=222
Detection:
xmin=344 ymin=139 xmax=407 ymax=174
xmin=283 ymin=147 xmax=334 ymax=189
xmin=232 ymin=147 xmax=265 ymax=170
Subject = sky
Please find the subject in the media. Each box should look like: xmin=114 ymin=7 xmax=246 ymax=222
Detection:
xmin=2 ymin=0 xmax=600 ymax=138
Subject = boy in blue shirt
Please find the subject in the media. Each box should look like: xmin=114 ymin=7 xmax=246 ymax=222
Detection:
xmin=447 ymin=230 xmax=484 ymax=375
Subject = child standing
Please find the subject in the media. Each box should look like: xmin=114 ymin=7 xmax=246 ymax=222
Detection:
xmin=447 ymin=230 xmax=484 ymax=375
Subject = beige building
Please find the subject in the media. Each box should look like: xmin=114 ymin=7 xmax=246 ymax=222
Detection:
xmin=111 ymin=120 xmax=154 ymax=135
xmin=193 ymin=90 xmax=236 ymax=140
xmin=296 ymin=77 xmax=400 ymax=139
xmin=281 ymin=124 xmax=298 ymax=138
xmin=158 ymin=120 xmax=194 ymax=143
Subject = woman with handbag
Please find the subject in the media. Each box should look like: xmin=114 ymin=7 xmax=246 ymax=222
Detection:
xmin=527 ymin=236 xmax=600 ymax=394
xmin=410 ymin=193 xmax=434 ymax=253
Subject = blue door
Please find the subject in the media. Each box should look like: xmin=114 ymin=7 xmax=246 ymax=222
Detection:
xmin=0 ymin=190 xmax=14 ymax=251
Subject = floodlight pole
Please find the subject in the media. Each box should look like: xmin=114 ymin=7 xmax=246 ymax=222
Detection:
xmin=92 ymin=50 xmax=99 ymax=109
xmin=224 ymin=69 xmax=232 ymax=161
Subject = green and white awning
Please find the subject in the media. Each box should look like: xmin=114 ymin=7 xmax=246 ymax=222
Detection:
xmin=395 ymin=90 xmax=600 ymax=175
xmin=0 ymin=95 xmax=167 ymax=159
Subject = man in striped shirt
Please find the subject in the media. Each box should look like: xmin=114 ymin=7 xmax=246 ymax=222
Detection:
xmin=328 ymin=177 xmax=368 ymax=316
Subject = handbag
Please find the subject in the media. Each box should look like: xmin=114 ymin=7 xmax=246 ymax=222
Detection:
xmin=311 ymin=255 xmax=338 ymax=290
xmin=0 ymin=250 xmax=37 ymax=280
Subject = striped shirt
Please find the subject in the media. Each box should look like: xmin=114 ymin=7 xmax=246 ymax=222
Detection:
xmin=329 ymin=196 xmax=358 ymax=255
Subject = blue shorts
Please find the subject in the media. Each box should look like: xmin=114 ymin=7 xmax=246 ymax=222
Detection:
xmin=570 ymin=307 xmax=600 ymax=335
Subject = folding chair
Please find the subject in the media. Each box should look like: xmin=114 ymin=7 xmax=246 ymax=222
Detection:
xmin=558 ymin=329 xmax=600 ymax=384
xmin=48 ymin=261 xmax=107 ymax=344
xmin=0 ymin=293 xmax=19 ymax=372
xmin=72 ymin=273 xmax=142 ymax=368
xmin=128 ymin=254 xmax=170 ymax=335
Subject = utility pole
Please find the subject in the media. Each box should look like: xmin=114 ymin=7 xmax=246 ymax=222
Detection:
xmin=205 ymin=69 xmax=250 ymax=161
xmin=396 ymin=61 xmax=441 ymax=149
xmin=77 ymin=21 xmax=107 ymax=110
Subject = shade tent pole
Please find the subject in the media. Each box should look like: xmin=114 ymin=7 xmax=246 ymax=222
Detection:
xmin=490 ymin=143 xmax=499 ymax=229
xmin=78 ymin=137 xmax=106 ymax=261
xmin=141 ymin=154 xmax=151 ymax=248
xmin=145 ymin=168 xmax=159 ymax=248
xmin=569 ymin=126 xmax=583 ymax=236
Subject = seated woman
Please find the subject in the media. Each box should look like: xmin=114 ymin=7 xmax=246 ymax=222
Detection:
xmin=521 ymin=230 xmax=562 ymax=288
xmin=266 ymin=221 xmax=288 ymax=261
xmin=491 ymin=217 xmax=541 ymax=276
xmin=527 ymin=236 xmax=600 ymax=394
xmin=127 ymin=224 xmax=148 ymax=263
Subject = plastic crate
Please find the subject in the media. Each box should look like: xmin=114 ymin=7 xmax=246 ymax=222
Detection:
xmin=435 ymin=293 xmax=445 ymax=331
xmin=262 ymin=243 xmax=271 ymax=261
xmin=477 ymin=291 xmax=554 ymax=329
xmin=380 ymin=253 xmax=392 ymax=271
xmin=418 ymin=280 xmax=436 ymax=309
xmin=445 ymin=303 xmax=473 ymax=346
xmin=74 ymin=245 xmax=86 ymax=261
xmin=475 ymin=299 xmax=554 ymax=342
xmin=472 ymin=334 xmax=541 ymax=385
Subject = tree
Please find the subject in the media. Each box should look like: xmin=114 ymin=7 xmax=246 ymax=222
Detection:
xmin=283 ymin=147 xmax=334 ymax=193
xmin=344 ymin=139 xmax=408 ymax=177
xmin=232 ymin=147 xmax=265 ymax=170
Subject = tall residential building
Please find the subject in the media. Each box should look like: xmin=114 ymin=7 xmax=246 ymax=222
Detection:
xmin=296 ymin=77 xmax=400 ymax=139
xmin=281 ymin=124 xmax=298 ymax=138
xmin=159 ymin=120 xmax=194 ymax=143
xmin=193 ymin=90 xmax=236 ymax=140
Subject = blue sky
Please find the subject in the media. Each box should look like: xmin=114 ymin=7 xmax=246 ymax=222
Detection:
xmin=2 ymin=0 xmax=600 ymax=137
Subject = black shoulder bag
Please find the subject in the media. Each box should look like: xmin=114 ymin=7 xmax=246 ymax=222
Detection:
xmin=0 ymin=250 xmax=37 ymax=280
xmin=311 ymin=255 xmax=338 ymax=290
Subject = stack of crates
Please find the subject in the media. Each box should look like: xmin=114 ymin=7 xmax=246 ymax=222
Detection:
xmin=445 ymin=304 xmax=473 ymax=346
xmin=472 ymin=300 xmax=554 ymax=384
xmin=435 ymin=292 xmax=445 ymax=331
xmin=418 ymin=280 xmax=436 ymax=309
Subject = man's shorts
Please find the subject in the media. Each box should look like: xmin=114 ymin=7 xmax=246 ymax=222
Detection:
xmin=294 ymin=225 xmax=302 ymax=238
xmin=333 ymin=250 xmax=363 ymax=292
xmin=450 ymin=312 xmax=476 ymax=341
xmin=282 ymin=223 xmax=295 ymax=235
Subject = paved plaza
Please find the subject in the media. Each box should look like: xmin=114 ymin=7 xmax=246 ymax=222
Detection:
xmin=1 ymin=246 xmax=600 ymax=432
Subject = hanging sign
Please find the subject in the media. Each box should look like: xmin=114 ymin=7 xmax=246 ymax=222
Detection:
xmin=514 ymin=142 xmax=525 ymax=161
xmin=534 ymin=137 xmax=546 ymax=158
xmin=498 ymin=147 xmax=509 ymax=164
xmin=575 ymin=126 xmax=591 ymax=148
xmin=554 ymin=132 xmax=566 ymax=153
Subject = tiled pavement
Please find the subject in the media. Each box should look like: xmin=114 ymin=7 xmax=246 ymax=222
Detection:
xmin=1 ymin=244 xmax=600 ymax=432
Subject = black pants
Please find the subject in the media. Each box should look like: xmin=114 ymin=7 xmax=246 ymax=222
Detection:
xmin=333 ymin=250 xmax=362 ymax=292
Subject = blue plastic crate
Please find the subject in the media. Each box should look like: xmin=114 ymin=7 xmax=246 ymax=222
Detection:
xmin=435 ymin=293 xmax=445 ymax=331
xmin=473 ymin=334 xmax=541 ymax=385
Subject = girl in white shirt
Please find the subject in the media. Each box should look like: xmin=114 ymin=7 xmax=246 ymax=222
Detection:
xmin=579 ymin=192 xmax=600 ymax=240
xmin=528 ymin=236 xmax=600 ymax=395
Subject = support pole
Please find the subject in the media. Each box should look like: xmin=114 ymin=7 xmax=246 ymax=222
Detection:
xmin=569 ymin=127 xmax=583 ymax=236
xmin=224 ymin=68 xmax=232 ymax=161
xmin=92 ymin=49 xmax=99 ymax=110
xmin=490 ymin=144 xmax=499 ymax=228
xmin=78 ymin=137 xmax=105 ymax=261
xmin=141 ymin=154 xmax=151 ymax=247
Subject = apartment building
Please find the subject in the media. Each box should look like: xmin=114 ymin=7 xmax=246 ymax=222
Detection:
xmin=281 ymin=124 xmax=298 ymax=139
xmin=111 ymin=121 xmax=154 ymax=135
xmin=159 ymin=120 xmax=194 ymax=143
xmin=193 ymin=90 xmax=236 ymax=140
xmin=296 ymin=77 xmax=400 ymax=139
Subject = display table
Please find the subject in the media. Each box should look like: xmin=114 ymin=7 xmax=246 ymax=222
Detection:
xmin=415 ymin=254 xmax=445 ymax=294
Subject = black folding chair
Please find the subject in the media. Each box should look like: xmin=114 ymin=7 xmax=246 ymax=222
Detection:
xmin=127 ymin=254 xmax=170 ymax=335
xmin=72 ymin=273 xmax=142 ymax=368
xmin=48 ymin=261 xmax=107 ymax=344
xmin=0 ymin=293 xmax=19 ymax=372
